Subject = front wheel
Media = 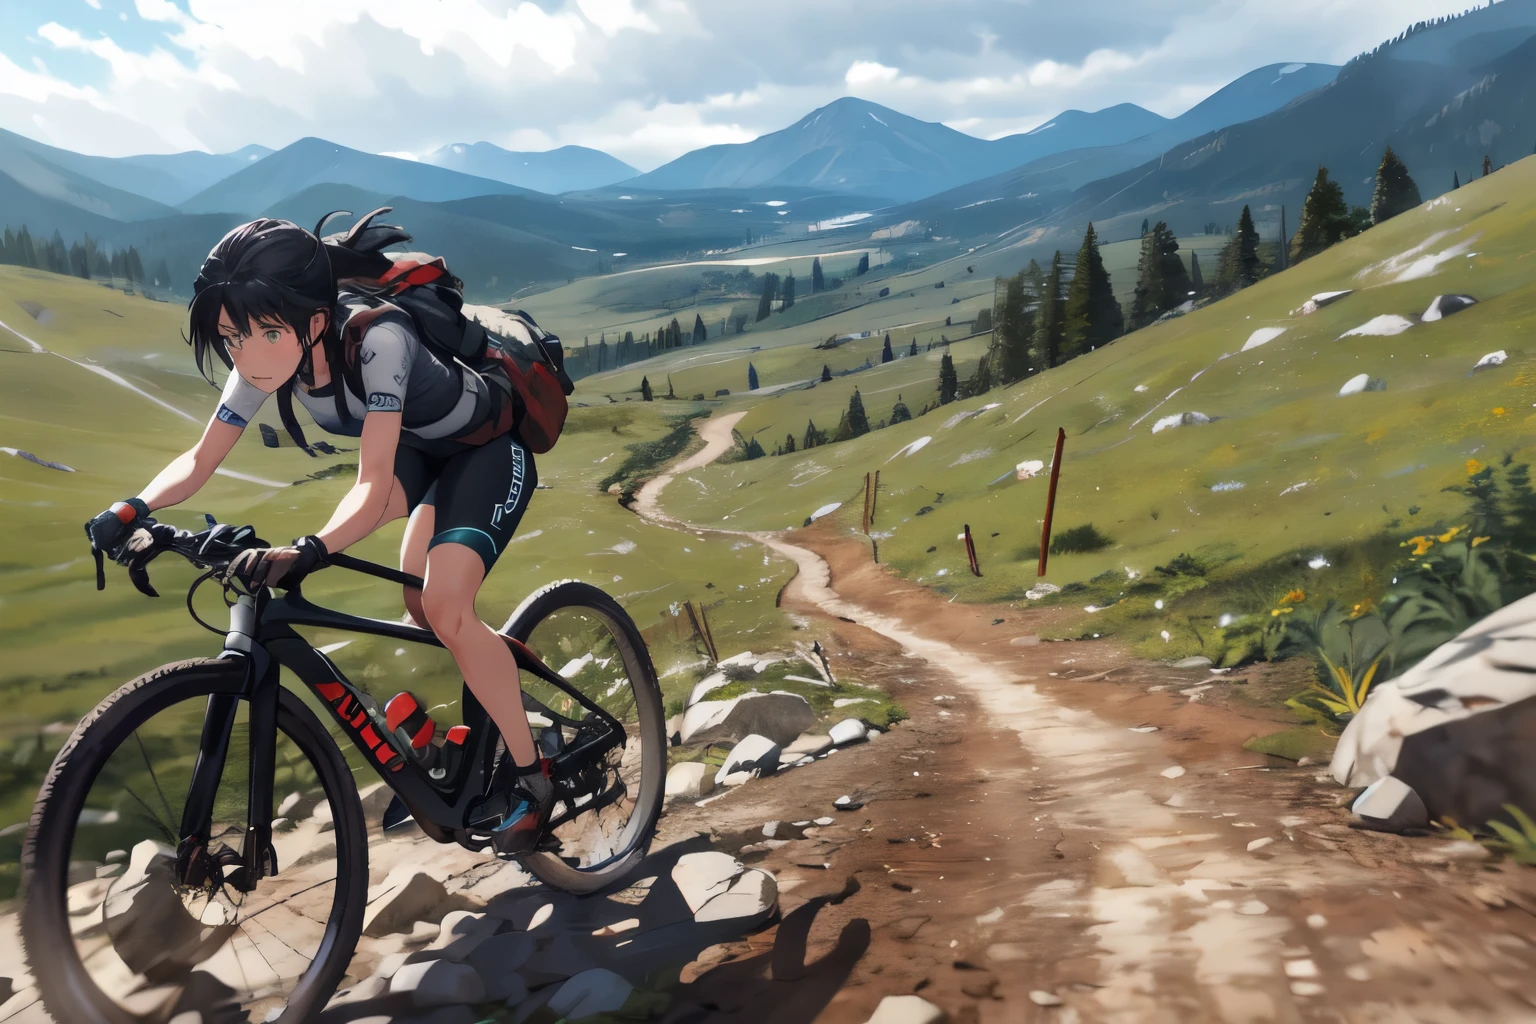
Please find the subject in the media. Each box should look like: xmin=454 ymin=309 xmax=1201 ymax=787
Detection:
xmin=500 ymin=581 xmax=666 ymax=894
xmin=21 ymin=659 xmax=368 ymax=1024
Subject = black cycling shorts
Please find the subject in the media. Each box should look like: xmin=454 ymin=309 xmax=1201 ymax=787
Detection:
xmin=393 ymin=432 xmax=537 ymax=573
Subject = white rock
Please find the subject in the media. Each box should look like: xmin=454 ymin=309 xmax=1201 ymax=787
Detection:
xmin=833 ymin=698 xmax=875 ymax=708
xmin=1285 ymin=958 xmax=1319 ymax=979
xmin=419 ymin=910 xmax=501 ymax=962
xmin=666 ymin=761 xmax=717 ymax=801
xmin=1422 ymin=294 xmax=1477 ymax=321
xmin=1172 ymin=656 xmax=1212 ymax=669
xmin=715 ymin=734 xmax=782 ymax=784
xmin=547 ymin=969 xmax=634 ymax=1020
xmin=1160 ymin=766 xmax=1186 ymax=779
xmin=1241 ymin=327 xmax=1286 ymax=352
xmin=672 ymin=852 xmax=747 ymax=916
xmin=815 ymin=817 xmax=835 ymax=826
xmin=828 ymin=718 xmax=869 ymax=746
xmin=688 ymin=672 xmax=730 ymax=706
xmin=717 ymin=651 xmax=758 ymax=667
xmin=1151 ymin=411 xmax=1211 ymax=434
xmin=1029 ymin=990 xmax=1064 ymax=1006
xmin=1475 ymin=350 xmax=1507 ymax=370
xmin=1338 ymin=373 xmax=1370 ymax=396
xmin=698 ymin=869 xmax=778 ymax=924
xmin=1349 ymin=775 xmax=1429 ymax=832
xmin=277 ymin=792 xmax=304 ymax=818
xmin=1016 ymin=459 xmax=1045 ymax=480
xmin=1236 ymin=900 xmax=1269 ymax=915
xmin=784 ymin=732 xmax=831 ymax=757
xmin=810 ymin=501 xmax=842 ymax=521
xmin=1306 ymin=914 xmax=1328 ymax=929
xmin=865 ymin=994 xmax=948 ymax=1023
xmin=679 ymin=692 xmax=816 ymax=746
xmin=1246 ymin=837 xmax=1275 ymax=853
xmin=1339 ymin=314 xmax=1413 ymax=339
xmin=389 ymin=959 xmax=486 ymax=1007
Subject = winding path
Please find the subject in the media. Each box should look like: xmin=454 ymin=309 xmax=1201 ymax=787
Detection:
xmin=633 ymin=410 xmax=1536 ymax=1023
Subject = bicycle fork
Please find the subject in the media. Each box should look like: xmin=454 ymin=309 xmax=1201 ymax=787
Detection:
xmin=175 ymin=594 xmax=278 ymax=893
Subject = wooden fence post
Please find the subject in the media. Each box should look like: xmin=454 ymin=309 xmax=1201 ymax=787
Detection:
xmin=1038 ymin=428 xmax=1067 ymax=577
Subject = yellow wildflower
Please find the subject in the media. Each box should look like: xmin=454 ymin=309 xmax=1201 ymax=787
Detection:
xmin=1493 ymin=407 xmax=1507 ymax=416
xmin=1403 ymin=536 xmax=1435 ymax=556
xmin=1271 ymin=607 xmax=1294 ymax=617
xmin=1437 ymin=525 xmax=1465 ymax=543
xmin=1351 ymin=597 xmax=1376 ymax=618
xmin=1280 ymin=588 xmax=1306 ymax=605
xmin=1472 ymin=536 xmax=1492 ymax=547
xmin=1468 ymin=458 xmax=1484 ymax=475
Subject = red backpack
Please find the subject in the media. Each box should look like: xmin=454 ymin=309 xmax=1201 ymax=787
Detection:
xmin=276 ymin=210 xmax=574 ymax=456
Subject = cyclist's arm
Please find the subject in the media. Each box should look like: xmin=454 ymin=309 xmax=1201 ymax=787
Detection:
xmin=314 ymin=329 xmax=408 ymax=553
xmin=138 ymin=376 xmax=263 ymax=511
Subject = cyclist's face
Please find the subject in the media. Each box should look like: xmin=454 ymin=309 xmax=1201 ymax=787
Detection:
xmin=219 ymin=309 xmax=328 ymax=392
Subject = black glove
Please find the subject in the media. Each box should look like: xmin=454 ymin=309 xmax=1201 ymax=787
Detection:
xmin=228 ymin=534 xmax=329 ymax=590
xmin=85 ymin=497 xmax=151 ymax=559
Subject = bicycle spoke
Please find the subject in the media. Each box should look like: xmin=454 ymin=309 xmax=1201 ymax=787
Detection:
xmin=135 ymin=730 xmax=179 ymax=828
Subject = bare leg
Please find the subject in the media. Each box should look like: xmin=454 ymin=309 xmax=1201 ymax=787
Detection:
xmin=401 ymin=504 xmax=433 ymax=628
xmin=420 ymin=542 xmax=537 ymax=766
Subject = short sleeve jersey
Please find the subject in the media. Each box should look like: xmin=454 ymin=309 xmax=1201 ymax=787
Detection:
xmin=215 ymin=319 xmax=488 ymax=441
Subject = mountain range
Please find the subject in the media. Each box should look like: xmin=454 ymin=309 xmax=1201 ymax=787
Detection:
xmin=2 ymin=3 xmax=1532 ymax=298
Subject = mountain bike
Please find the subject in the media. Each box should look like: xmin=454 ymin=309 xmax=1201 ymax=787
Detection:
xmin=20 ymin=519 xmax=666 ymax=1024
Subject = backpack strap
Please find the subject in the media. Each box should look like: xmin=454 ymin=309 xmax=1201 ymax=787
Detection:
xmin=275 ymin=381 xmax=318 ymax=457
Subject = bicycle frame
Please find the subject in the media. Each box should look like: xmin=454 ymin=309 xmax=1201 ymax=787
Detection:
xmin=177 ymin=553 xmax=627 ymax=888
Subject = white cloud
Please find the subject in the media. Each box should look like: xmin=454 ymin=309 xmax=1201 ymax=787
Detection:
xmin=0 ymin=0 xmax=1483 ymax=169
xmin=377 ymin=149 xmax=417 ymax=160
xmin=84 ymin=0 xmax=102 ymax=8
xmin=845 ymin=60 xmax=900 ymax=87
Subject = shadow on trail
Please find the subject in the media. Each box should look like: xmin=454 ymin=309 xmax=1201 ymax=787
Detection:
xmin=317 ymin=835 xmax=868 ymax=1022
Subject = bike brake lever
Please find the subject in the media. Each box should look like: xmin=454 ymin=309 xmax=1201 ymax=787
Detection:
xmin=127 ymin=559 xmax=160 ymax=598
xmin=92 ymin=547 xmax=105 ymax=591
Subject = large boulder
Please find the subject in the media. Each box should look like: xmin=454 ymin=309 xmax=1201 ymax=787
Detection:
xmin=1422 ymin=294 xmax=1477 ymax=322
xmin=671 ymin=852 xmax=778 ymax=926
xmin=665 ymin=761 xmax=716 ymax=801
xmin=716 ymin=734 xmax=781 ymax=785
xmin=1333 ymin=590 xmax=1536 ymax=830
xmin=546 ymin=968 xmax=634 ymax=1021
xmin=678 ymin=691 xmax=815 ymax=746
xmin=389 ymin=959 xmax=486 ymax=1007
xmin=362 ymin=865 xmax=457 ymax=938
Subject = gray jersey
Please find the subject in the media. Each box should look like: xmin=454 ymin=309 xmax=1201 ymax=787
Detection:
xmin=215 ymin=319 xmax=489 ymax=441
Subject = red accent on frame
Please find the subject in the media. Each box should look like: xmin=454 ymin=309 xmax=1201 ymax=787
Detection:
xmin=352 ymin=709 xmax=368 ymax=729
xmin=444 ymin=725 xmax=470 ymax=745
xmin=316 ymin=682 xmax=345 ymax=702
xmin=375 ymin=745 xmax=399 ymax=765
xmin=359 ymin=724 xmax=382 ymax=751
xmin=335 ymin=696 xmax=353 ymax=719
xmin=385 ymin=692 xmax=418 ymax=732
xmin=410 ymin=719 xmax=436 ymax=749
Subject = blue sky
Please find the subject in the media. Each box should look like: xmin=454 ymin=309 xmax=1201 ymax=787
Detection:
xmin=0 ymin=0 xmax=1475 ymax=170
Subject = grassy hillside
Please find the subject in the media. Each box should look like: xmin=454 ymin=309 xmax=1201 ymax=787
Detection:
xmin=655 ymin=156 xmax=1536 ymax=639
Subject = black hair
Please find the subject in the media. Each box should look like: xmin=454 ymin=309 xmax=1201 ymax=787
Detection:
xmin=187 ymin=209 xmax=410 ymax=444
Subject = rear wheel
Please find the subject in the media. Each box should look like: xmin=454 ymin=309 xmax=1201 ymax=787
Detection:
xmin=499 ymin=581 xmax=665 ymax=894
xmin=21 ymin=659 xmax=367 ymax=1023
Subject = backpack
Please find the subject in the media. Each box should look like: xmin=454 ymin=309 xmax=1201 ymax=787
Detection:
xmin=277 ymin=209 xmax=575 ymax=456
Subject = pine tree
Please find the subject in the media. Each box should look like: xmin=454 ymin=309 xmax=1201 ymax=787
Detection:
xmin=1275 ymin=206 xmax=1289 ymax=272
xmin=803 ymin=419 xmax=823 ymax=449
xmin=832 ymin=409 xmax=852 ymax=442
xmin=1141 ymin=218 xmax=1150 ymax=237
xmin=1453 ymin=170 xmax=1461 ymax=190
xmin=993 ymin=261 xmax=1038 ymax=384
xmin=1215 ymin=206 xmax=1262 ymax=294
xmin=890 ymin=394 xmax=912 ymax=423
xmin=857 ymin=253 xmax=869 ymax=276
xmin=744 ymin=437 xmax=766 ymax=460
xmin=973 ymin=307 xmax=992 ymax=334
xmin=0 ymin=227 xmax=13 ymax=265
xmin=938 ymin=352 xmax=959 ymax=404
xmin=748 ymin=362 xmax=760 ymax=390
xmin=693 ymin=313 xmax=707 ymax=344
xmin=881 ymin=334 xmax=893 ymax=362
xmin=781 ymin=273 xmax=795 ymax=309
xmin=846 ymin=389 xmax=870 ymax=436
xmin=820 ymin=364 xmax=832 ymax=382
xmin=641 ymin=376 xmax=653 ymax=401
xmin=1483 ymin=155 xmax=1493 ymax=177
xmin=908 ymin=338 xmax=918 ymax=357
xmin=1370 ymin=146 xmax=1422 ymax=224
xmin=960 ymin=357 xmax=992 ymax=399
xmin=68 ymin=242 xmax=89 ymax=279
xmin=1031 ymin=251 xmax=1067 ymax=368
xmin=91 ymin=249 xmax=110 ymax=278
xmin=783 ymin=433 xmax=797 ymax=454
xmin=1290 ymin=166 xmax=1349 ymax=264
xmin=1129 ymin=223 xmax=1191 ymax=328
xmin=667 ymin=375 xmax=676 ymax=399
xmin=125 ymin=244 xmax=145 ymax=284
xmin=811 ymin=257 xmax=825 ymax=293
xmin=755 ymin=273 xmax=777 ymax=322
xmin=1190 ymin=251 xmax=1204 ymax=296
xmin=17 ymin=227 xmax=37 ymax=269
xmin=1062 ymin=222 xmax=1122 ymax=360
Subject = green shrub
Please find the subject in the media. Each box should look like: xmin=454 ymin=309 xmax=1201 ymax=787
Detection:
xmin=1050 ymin=523 xmax=1112 ymax=555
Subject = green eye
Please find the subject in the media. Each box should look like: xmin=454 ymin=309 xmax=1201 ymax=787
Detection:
xmin=264 ymin=329 xmax=282 ymax=344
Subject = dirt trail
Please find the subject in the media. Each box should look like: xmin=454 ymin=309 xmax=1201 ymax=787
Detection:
xmin=639 ymin=413 xmax=1536 ymax=1023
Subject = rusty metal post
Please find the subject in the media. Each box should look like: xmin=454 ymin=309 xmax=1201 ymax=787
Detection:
xmin=964 ymin=524 xmax=982 ymax=577
xmin=1038 ymin=428 xmax=1067 ymax=577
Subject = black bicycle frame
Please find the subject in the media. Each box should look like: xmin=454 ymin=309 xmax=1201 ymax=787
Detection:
xmin=176 ymin=553 xmax=627 ymax=885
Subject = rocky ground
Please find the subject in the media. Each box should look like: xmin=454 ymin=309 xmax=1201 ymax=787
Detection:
xmin=5 ymin=409 xmax=1536 ymax=1022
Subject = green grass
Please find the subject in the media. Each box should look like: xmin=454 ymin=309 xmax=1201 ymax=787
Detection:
xmin=653 ymin=156 xmax=1536 ymax=631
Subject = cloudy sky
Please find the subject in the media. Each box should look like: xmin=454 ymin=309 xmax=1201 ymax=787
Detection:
xmin=0 ymin=0 xmax=1467 ymax=171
